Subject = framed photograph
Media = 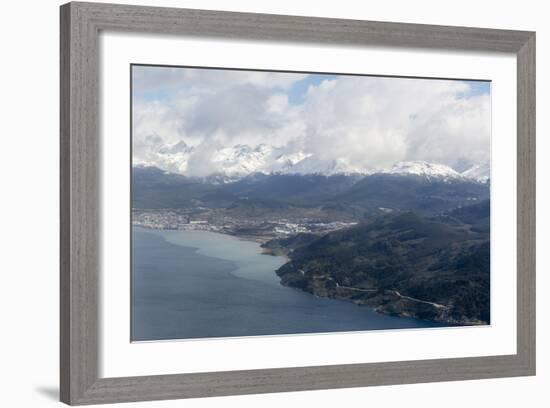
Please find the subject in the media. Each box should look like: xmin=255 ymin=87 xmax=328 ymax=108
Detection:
xmin=60 ymin=2 xmax=536 ymax=405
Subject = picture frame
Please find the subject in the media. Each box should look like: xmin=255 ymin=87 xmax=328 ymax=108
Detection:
xmin=60 ymin=1 xmax=536 ymax=405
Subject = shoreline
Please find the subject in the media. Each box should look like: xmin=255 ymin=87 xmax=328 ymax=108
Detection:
xmin=134 ymin=224 xmax=291 ymax=266
xmin=133 ymin=224 xmax=475 ymax=327
xmin=275 ymin=277 xmax=485 ymax=327
xmin=133 ymin=223 xmax=274 ymax=245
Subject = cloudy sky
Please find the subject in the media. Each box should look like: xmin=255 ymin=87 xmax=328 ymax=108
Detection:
xmin=132 ymin=65 xmax=490 ymax=177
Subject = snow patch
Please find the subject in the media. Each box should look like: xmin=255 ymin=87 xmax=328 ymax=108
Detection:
xmin=461 ymin=161 xmax=490 ymax=183
xmin=381 ymin=160 xmax=463 ymax=181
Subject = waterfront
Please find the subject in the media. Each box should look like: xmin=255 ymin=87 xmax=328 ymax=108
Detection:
xmin=131 ymin=227 xmax=443 ymax=341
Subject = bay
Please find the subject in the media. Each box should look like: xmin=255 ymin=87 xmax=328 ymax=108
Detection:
xmin=131 ymin=226 xmax=444 ymax=341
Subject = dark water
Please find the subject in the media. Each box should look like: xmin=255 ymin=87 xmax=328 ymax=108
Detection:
xmin=131 ymin=227 xmax=444 ymax=341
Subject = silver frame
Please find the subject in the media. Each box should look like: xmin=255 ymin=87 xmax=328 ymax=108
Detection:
xmin=60 ymin=2 xmax=536 ymax=405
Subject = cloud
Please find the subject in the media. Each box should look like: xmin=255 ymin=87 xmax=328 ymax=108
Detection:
xmin=132 ymin=65 xmax=306 ymax=98
xmin=132 ymin=66 xmax=490 ymax=176
xmin=300 ymin=76 xmax=490 ymax=170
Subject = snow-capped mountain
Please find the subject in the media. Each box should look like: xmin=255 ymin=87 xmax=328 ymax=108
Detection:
xmin=138 ymin=141 xmax=367 ymax=178
xmin=135 ymin=140 xmax=488 ymax=183
xmin=380 ymin=161 xmax=463 ymax=181
xmin=284 ymin=156 xmax=371 ymax=176
xmin=211 ymin=144 xmax=273 ymax=176
xmin=270 ymin=151 xmax=312 ymax=173
xmin=461 ymin=162 xmax=490 ymax=183
xmin=210 ymin=144 xmax=316 ymax=177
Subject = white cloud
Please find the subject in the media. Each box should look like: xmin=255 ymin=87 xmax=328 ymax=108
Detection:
xmin=132 ymin=67 xmax=490 ymax=177
xmin=132 ymin=66 xmax=306 ymax=96
xmin=300 ymin=76 xmax=490 ymax=170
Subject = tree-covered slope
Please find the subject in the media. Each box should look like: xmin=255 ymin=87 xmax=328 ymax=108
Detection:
xmin=268 ymin=210 xmax=490 ymax=325
xmin=132 ymin=166 xmax=490 ymax=217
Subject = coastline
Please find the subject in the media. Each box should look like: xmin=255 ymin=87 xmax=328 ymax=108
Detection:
xmin=133 ymin=222 xmax=274 ymax=245
xmin=134 ymin=225 xmax=290 ymax=287
xmin=133 ymin=224 xmax=456 ymax=327
xmin=275 ymin=275 xmax=484 ymax=327
xmin=133 ymin=226 xmax=443 ymax=340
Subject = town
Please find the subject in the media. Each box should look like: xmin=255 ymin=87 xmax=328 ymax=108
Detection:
xmin=132 ymin=208 xmax=358 ymax=243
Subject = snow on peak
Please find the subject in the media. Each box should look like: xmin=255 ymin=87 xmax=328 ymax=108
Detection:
xmin=461 ymin=161 xmax=490 ymax=183
xmin=269 ymin=151 xmax=312 ymax=173
xmin=134 ymin=137 xmax=489 ymax=184
xmin=283 ymin=156 xmax=371 ymax=176
xmin=381 ymin=161 xmax=462 ymax=180
xmin=158 ymin=140 xmax=192 ymax=155
xmin=211 ymin=144 xmax=274 ymax=176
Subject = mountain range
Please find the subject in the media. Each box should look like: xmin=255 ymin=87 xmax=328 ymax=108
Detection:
xmin=134 ymin=142 xmax=490 ymax=183
xmin=132 ymin=164 xmax=490 ymax=217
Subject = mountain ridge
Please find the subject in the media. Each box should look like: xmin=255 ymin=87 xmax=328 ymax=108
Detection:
xmin=134 ymin=142 xmax=489 ymax=182
xmin=132 ymin=165 xmax=490 ymax=217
